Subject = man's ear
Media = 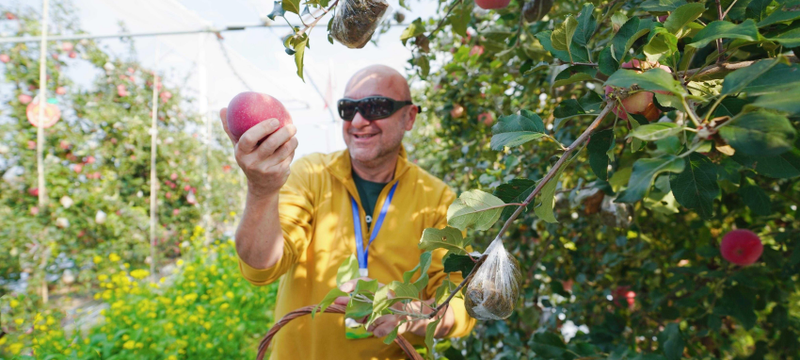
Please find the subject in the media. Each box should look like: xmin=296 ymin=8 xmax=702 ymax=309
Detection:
xmin=404 ymin=105 xmax=418 ymax=131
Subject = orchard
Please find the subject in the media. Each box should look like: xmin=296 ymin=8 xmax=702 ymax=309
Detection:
xmin=2 ymin=0 xmax=800 ymax=359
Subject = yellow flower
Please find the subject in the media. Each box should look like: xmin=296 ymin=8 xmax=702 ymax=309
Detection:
xmin=14 ymin=318 xmax=23 ymax=325
xmin=229 ymin=211 xmax=236 ymax=217
xmin=130 ymin=269 xmax=150 ymax=280
xmin=206 ymin=343 xmax=213 ymax=349
xmin=98 ymin=274 xmax=109 ymax=281
xmin=123 ymin=340 xmax=135 ymax=350
xmin=225 ymin=291 xmax=234 ymax=299
xmin=10 ymin=299 xmax=19 ymax=308
xmin=176 ymin=259 xmax=184 ymax=266
xmin=168 ymin=356 xmax=178 ymax=360
xmin=109 ymin=253 xmax=121 ymax=262
xmin=84 ymin=338 xmax=90 ymax=345
xmin=8 ymin=343 xmax=24 ymax=354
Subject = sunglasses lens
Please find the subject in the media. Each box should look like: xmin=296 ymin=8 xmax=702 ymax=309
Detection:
xmin=338 ymin=100 xmax=357 ymax=120
xmin=361 ymin=97 xmax=393 ymax=120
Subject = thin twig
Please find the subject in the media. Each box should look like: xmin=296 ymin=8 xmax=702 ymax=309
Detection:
xmin=714 ymin=0 xmax=724 ymax=63
xmin=681 ymin=55 xmax=798 ymax=79
xmin=427 ymin=0 xmax=462 ymax=40
xmin=425 ymin=256 xmax=485 ymax=319
xmin=296 ymin=0 xmax=339 ymax=37
xmin=496 ymin=104 xmax=614 ymax=238
xmin=722 ymin=0 xmax=738 ymax=20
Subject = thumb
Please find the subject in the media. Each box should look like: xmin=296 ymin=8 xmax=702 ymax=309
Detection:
xmin=219 ymin=107 xmax=236 ymax=146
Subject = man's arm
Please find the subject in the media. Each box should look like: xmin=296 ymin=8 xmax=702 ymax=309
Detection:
xmin=219 ymin=108 xmax=298 ymax=270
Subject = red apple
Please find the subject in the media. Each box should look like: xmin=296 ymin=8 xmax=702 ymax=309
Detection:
xmin=56 ymin=87 xmax=67 ymax=95
xmin=166 ymin=192 xmax=172 ymax=199
xmin=5 ymin=12 xmax=15 ymax=20
xmin=18 ymin=94 xmax=32 ymax=104
xmin=605 ymin=60 xmax=672 ymax=121
xmin=84 ymin=156 xmax=95 ymax=164
xmin=31 ymin=206 xmax=39 ymax=216
xmin=222 ymin=164 xmax=231 ymax=172
xmin=61 ymin=42 xmax=74 ymax=52
xmin=475 ymin=0 xmax=511 ymax=10
xmin=657 ymin=15 xmax=668 ymax=22
xmin=721 ymin=229 xmax=763 ymax=266
xmin=68 ymin=51 xmax=77 ymax=59
xmin=27 ymin=140 xmax=36 ymax=150
xmin=450 ymin=103 xmax=465 ymax=118
xmin=173 ymin=209 xmax=180 ymax=216
xmin=0 ymin=54 xmax=10 ymax=63
xmin=127 ymin=67 xmax=135 ymax=74
xmin=478 ymin=112 xmax=494 ymax=126
xmin=28 ymin=188 xmax=39 ymax=196
xmin=160 ymin=91 xmax=172 ymax=102
xmin=117 ymin=84 xmax=128 ymax=97
xmin=170 ymin=173 xmax=178 ymax=181
xmin=74 ymin=164 xmax=83 ymax=173
xmin=226 ymin=92 xmax=292 ymax=141
xmin=51 ymin=53 xmax=58 ymax=60
xmin=59 ymin=140 xmax=71 ymax=150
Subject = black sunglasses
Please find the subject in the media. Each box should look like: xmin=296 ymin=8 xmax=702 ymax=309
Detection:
xmin=337 ymin=96 xmax=417 ymax=121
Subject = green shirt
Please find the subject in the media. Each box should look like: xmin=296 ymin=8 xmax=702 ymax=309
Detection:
xmin=352 ymin=170 xmax=388 ymax=231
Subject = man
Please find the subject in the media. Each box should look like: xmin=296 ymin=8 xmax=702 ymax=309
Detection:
xmin=220 ymin=65 xmax=475 ymax=359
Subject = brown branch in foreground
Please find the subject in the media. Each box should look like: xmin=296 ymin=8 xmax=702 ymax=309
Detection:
xmin=714 ymin=0 xmax=724 ymax=63
xmin=427 ymin=0 xmax=462 ymax=40
xmin=425 ymin=104 xmax=615 ymax=319
xmin=679 ymin=55 xmax=799 ymax=78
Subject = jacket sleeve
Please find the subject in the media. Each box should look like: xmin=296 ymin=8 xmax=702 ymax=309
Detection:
xmin=238 ymin=157 xmax=315 ymax=286
xmin=424 ymin=188 xmax=477 ymax=338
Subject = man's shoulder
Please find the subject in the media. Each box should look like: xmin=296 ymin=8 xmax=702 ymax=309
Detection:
xmin=291 ymin=150 xmax=346 ymax=174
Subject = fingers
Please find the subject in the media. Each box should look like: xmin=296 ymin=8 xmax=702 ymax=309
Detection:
xmin=237 ymin=119 xmax=285 ymax=153
xmin=334 ymin=296 xmax=350 ymax=306
xmin=257 ymin=133 xmax=298 ymax=168
xmin=368 ymin=315 xmax=401 ymax=337
xmin=219 ymin=108 xmax=235 ymax=146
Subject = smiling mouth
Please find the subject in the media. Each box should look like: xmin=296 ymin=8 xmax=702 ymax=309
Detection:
xmin=353 ymin=133 xmax=378 ymax=139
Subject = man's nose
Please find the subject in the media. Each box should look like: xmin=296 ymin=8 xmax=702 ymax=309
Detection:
xmin=350 ymin=111 xmax=371 ymax=128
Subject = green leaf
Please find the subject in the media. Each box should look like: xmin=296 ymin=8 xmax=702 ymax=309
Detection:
xmin=446 ymin=190 xmax=506 ymax=231
xmin=758 ymin=1 xmax=800 ymax=27
xmin=661 ymin=323 xmax=685 ymax=360
xmin=535 ymin=31 xmax=591 ymax=63
xmin=644 ymin=27 xmax=679 ymax=63
xmin=605 ymin=68 xmax=684 ymax=96
xmin=530 ymin=331 xmax=567 ymax=358
xmin=588 ymin=128 xmax=615 ymax=180
xmin=598 ymin=46 xmax=619 ymax=76
xmin=418 ymin=226 xmax=469 ymax=254
xmin=715 ymin=285 xmax=757 ymax=329
xmin=443 ymin=254 xmax=476 ymax=276
xmin=664 ymin=3 xmax=706 ymax=34
xmin=573 ymin=4 xmax=597 ymax=47
xmin=772 ymin=27 xmax=800 ymax=47
xmin=551 ymin=16 xmax=578 ymax=51
xmin=267 ymin=1 xmax=286 ymax=20
xmin=739 ymin=185 xmax=771 ymax=216
xmin=336 ymin=254 xmax=360 ymax=286
xmin=629 ymin=123 xmax=684 ymax=141
xmin=737 ymin=63 xmax=800 ymax=96
xmin=435 ymin=279 xmax=458 ymax=305
xmin=401 ymin=18 xmax=425 ymax=45
xmin=313 ymin=287 xmax=348 ymax=318
xmin=490 ymin=110 xmax=547 ymax=150
xmin=535 ymin=164 xmax=569 ymax=223
xmin=732 ymin=147 xmax=800 ymax=179
xmin=750 ymin=88 xmax=800 ymax=115
xmin=641 ymin=0 xmax=687 ymax=12
xmin=382 ymin=326 xmax=399 ymax=344
xmin=669 ymin=153 xmax=719 ymax=219
xmin=611 ymin=17 xmax=651 ymax=62
xmin=720 ymin=59 xmax=779 ymax=96
xmin=292 ymin=35 xmax=309 ymax=81
xmin=494 ymin=179 xmax=536 ymax=218
xmin=450 ymin=1 xmax=473 ymax=37
xmin=616 ymin=155 xmax=686 ymax=203
xmin=403 ymin=252 xmax=432 ymax=291
xmin=553 ymin=65 xmax=597 ymax=87
xmin=281 ymin=0 xmax=300 ymax=14
xmin=417 ymin=55 xmax=430 ymax=78
xmin=687 ymin=20 xmax=759 ymax=48
xmin=718 ymin=111 xmax=797 ymax=157
xmin=424 ymin=317 xmax=442 ymax=359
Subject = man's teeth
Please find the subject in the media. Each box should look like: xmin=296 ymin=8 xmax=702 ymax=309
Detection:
xmin=355 ymin=134 xmax=376 ymax=139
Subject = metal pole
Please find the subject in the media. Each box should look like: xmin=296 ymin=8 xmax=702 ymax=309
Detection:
xmin=38 ymin=0 xmax=50 ymax=304
xmin=149 ymin=43 xmax=160 ymax=283
xmin=198 ymin=33 xmax=212 ymax=246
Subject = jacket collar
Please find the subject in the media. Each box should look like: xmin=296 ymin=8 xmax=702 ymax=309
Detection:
xmin=326 ymin=146 xmax=412 ymax=185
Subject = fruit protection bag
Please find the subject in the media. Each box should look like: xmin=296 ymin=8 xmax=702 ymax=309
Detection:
xmin=464 ymin=237 xmax=523 ymax=320
xmin=330 ymin=0 xmax=389 ymax=49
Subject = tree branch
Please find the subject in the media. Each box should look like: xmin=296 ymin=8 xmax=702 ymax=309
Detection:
xmin=679 ymin=55 xmax=799 ymax=78
xmin=296 ymin=0 xmax=339 ymax=37
xmin=427 ymin=0 xmax=462 ymax=40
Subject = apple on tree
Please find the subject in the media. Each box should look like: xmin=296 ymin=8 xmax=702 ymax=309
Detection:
xmin=0 ymin=54 xmax=10 ymax=63
xmin=475 ymin=0 xmax=511 ymax=10
xmin=226 ymin=92 xmax=292 ymax=141
xmin=450 ymin=103 xmax=465 ymax=118
xmin=18 ymin=94 xmax=32 ymax=104
xmin=478 ymin=112 xmax=494 ymax=126
xmin=720 ymin=229 xmax=763 ymax=266
xmin=604 ymin=59 xmax=671 ymax=122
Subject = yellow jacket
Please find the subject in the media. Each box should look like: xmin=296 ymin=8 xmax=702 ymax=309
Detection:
xmin=238 ymin=147 xmax=476 ymax=360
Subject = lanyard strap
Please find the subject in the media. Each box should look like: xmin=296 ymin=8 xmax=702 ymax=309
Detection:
xmin=351 ymin=182 xmax=399 ymax=277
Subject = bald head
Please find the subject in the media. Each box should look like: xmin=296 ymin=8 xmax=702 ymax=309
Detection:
xmin=344 ymin=65 xmax=411 ymax=101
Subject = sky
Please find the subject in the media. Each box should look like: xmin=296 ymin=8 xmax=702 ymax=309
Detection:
xmin=4 ymin=0 xmax=440 ymax=158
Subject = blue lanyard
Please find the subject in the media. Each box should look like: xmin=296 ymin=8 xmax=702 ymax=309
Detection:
xmin=350 ymin=181 xmax=399 ymax=277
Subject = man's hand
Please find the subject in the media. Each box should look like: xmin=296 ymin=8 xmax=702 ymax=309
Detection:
xmin=220 ymin=107 xmax=299 ymax=198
